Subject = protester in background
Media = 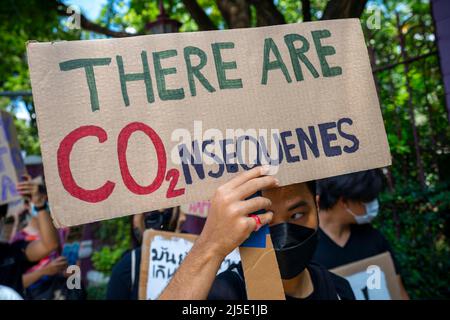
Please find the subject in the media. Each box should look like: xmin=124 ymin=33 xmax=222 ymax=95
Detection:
xmin=0 ymin=175 xmax=60 ymax=297
xmin=22 ymin=256 xmax=68 ymax=291
xmin=159 ymin=166 xmax=355 ymax=300
xmin=179 ymin=214 xmax=205 ymax=235
xmin=107 ymin=208 xmax=181 ymax=300
xmin=8 ymin=203 xmax=31 ymax=243
xmin=313 ymin=169 xmax=409 ymax=300
xmin=130 ymin=213 xmax=145 ymax=248
xmin=10 ymin=200 xmax=69 ymax=298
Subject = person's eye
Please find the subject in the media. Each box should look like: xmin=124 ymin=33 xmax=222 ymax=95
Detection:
xmin=289 ymin=213 xmax=304 ymax=222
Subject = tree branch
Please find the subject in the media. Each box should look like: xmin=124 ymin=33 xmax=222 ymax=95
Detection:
xmin=301 ymin=0 xmax=312 ymax=22
xmin=182 ymin=0 xmax=217 ymax=30
xmin=321 ymin=0 xmax=369 ymax=20
xmin=216 ymin=0 xmax=251 ymax=28
xmin=372 ymin=51 xmax=437 ymax=73
xmin=56 ymin=2 xmax=135 ymax=37
xmin=250 ymin=0 xmax=286 ymax=26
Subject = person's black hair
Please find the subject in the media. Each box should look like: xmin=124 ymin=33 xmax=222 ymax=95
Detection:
xmin=0 ymin=204 xmax=8 ymax=220
xmin=316 ymin=169 xmax=384 ymax=210
xmin=306 ymin=180 xmax=316 ymax=197
xmin=38 ymin=183 xmax=47 ymax=196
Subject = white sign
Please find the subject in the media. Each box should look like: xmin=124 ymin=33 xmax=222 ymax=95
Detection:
xmin=147 ymin=235 xmax=240 ymax=300
xmin=345 ymin=268 xmax=391 ymax=300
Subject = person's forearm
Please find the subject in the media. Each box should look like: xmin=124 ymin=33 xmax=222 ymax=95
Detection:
xmin=159 ymin=237 xmax=225 ymax=300
xmin=23 ymin=269 xmax=45 ymax=289
xmin=37 ymin=209 xmax=59 ymax=252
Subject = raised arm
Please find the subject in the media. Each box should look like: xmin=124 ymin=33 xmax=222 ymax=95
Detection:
xmin=159 ymin=166 xmax=278 ymax=300
xmin=17 ymin=176 xmax=60 ymax=262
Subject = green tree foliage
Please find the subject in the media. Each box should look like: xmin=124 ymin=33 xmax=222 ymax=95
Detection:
xmin=91 ymin=217 xmax=131 ymax=275
xmin=376 ymin=183 xmax=450 ymax=298
xmin=0 ymin=0 xmax=80 ymax=155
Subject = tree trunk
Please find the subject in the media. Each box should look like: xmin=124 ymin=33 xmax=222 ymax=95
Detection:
xmin=216 ymin=0 xmax=251 ymax=28
xmin=251 ymin=0 xmax=286 ymax=26
xmin=321 ymin=0 xmax=369 ymax=20
xmin=396 ymin=13 xmax=427 ymax=189
xmin=301 ymin=0 xmax=312 ymax=22
xmin=182 ymin=0 xmax=217 ymax=30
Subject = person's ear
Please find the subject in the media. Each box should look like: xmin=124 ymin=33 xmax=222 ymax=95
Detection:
xmin=337 ymin=197 xmax=348 ymax=210
xmin=315 ymin=195 xmax=320 ymax=211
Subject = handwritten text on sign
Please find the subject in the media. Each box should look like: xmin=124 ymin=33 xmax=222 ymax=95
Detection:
xmin=27 ymin=19 xmax=390 ymax=226
xmin=0 ymin=112 xmax=23 ymax=205
xmin=147 ymin=235 xmax=240 ymax=300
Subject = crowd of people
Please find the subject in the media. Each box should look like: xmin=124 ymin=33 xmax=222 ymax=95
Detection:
xmin=0 ymin=167 xmax=408 ymax=300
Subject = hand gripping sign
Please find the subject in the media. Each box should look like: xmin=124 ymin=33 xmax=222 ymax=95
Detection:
xmin=27 ymin=19 xmax=390 ymax=228
xmin=139 ymin=229 xmax=286 ymax=300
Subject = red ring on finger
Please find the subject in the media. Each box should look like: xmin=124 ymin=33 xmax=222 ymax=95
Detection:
xmin=249 ymin=214 xmax=262 ymax=231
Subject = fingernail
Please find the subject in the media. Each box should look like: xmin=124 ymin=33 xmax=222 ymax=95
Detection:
xmin=274 ymin=178 xmax=280 ymax=186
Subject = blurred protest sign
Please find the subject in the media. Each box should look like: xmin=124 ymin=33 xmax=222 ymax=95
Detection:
xmin=180 ymin=200 xmax=210 ymax=218
xmin=139 ymin=229 xmax=241 ymax=300
xmin=0 ymin=111 xmax=26 ymax=178
xmin=27 ymin=19 xmax=390 ymax=227
xmin=0 ymin=111 xmax=23 ymax=205
xmin=330 ymin=252 xmax=401 ymax=300
xmin=0 ymin=111 xmax=27 ymax=215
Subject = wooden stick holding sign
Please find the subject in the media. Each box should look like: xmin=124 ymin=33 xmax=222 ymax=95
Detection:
xmin=27 ymin=19 xmax=390 ymax=228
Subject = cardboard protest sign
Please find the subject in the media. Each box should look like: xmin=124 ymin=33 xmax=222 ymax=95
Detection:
xmin=180 ymin=200 xmax=210 ymax=218
xmin=330 ymin=252 xmax=402 ymax=300
xmin=0 ymin=112 xmax=22 ymax=205
xmin=0 ymin=111 xmax=26 ymax=179
xmin=0 ymin=111 xmax=27 ymax=214
xmin=239 ymin=234 xmax=285 ymax=300
xmin=27 ymin=18 xmax=391 ymax=227
xmin=139 ymin=229 xmax=241 ymax=300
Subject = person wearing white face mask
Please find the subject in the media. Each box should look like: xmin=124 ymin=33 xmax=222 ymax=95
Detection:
xmin=346 ymin=198 xmax=380 ymax=225
xmin=313 ymin=169 xmax=410 ymax=300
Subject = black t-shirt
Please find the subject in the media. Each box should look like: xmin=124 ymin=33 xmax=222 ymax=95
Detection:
xmin=106 ymin=247 xmax=141 ymax=300
xmin=0 ymin=240 xmax=34 ymax=295
xmin=313 ymin=224 xmax=401 ymax=274
xmin=207 ymin=262 xmax=355 ymax=300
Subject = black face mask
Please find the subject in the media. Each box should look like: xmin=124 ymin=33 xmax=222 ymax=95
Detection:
xmin=144 ymin=209 xmax=174 ymax=231
xmin=269 ymin=223 xmax=318 ymax=279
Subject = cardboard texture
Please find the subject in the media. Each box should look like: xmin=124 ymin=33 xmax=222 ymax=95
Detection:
xmin=27 ymin=19 xmax=391 ymax=227
xmin=139 ymin=229 xmax=283 ymax=300
xmin=0 ymin=111 xmax=22 ymax=205
xmin=330 ymin=251 xmax=402 ymax=300
xmin=239 ymin=234 xmax=285 ymax=300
